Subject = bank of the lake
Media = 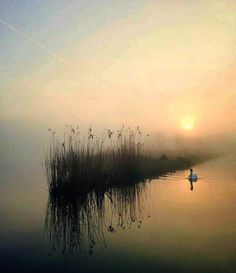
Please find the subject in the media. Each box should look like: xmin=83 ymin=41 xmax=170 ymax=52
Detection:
xmin=45 ymin=126 xmax=211 ymax=195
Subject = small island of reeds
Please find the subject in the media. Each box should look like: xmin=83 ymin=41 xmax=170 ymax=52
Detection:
xmin=45 ymin=125 xmax=210 ymax=196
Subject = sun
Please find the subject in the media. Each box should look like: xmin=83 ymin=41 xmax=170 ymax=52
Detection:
xmin=181 ymin=117 xmax=195 ymax=131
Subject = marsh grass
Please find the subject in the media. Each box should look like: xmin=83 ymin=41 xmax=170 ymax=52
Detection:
xmin=45 ymin=125 xmax=200 ymax=195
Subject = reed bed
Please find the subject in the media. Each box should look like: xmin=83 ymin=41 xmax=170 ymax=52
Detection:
xmin=45 ymin=125 xmax=197 ymax=195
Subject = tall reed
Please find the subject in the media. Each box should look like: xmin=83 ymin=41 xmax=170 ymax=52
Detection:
xmin=45 ymin=125 xmax=200 ymax=195
xmin=45 ymin=126 xmax=147 ymax=194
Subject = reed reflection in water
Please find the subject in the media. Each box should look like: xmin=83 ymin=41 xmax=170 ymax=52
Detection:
xmin=45 ymin=182 xmax=151 ymax=257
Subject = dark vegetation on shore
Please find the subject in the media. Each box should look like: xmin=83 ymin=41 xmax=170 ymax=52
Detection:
xmin=45 ymin=125 xmax=211 ymax=195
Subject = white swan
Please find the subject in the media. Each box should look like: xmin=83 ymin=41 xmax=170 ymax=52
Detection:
xmin=189 ymin=168 xmax=198 ymax=180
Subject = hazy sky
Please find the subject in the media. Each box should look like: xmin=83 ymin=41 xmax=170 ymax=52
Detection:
xmin=1 ymin=0 xmax=236 ymax=136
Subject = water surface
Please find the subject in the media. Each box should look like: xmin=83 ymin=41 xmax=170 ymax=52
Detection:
xmin=1 ymin=154 xmax=236 ymax=273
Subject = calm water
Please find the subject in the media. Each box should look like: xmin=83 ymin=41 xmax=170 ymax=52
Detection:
xmin=1 ymin=153 xmax=236 ymax=273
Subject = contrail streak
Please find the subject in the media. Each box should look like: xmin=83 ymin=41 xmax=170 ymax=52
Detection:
xmin=0 ymin=17 xmax=112 ymax=90
xmin=0 ymin=17 xmax=69 ymax=65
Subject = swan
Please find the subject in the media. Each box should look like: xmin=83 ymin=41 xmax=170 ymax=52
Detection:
xmin=189 ymin=168 xmax=198 ymax=180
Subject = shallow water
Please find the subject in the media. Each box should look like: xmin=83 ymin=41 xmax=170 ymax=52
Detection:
xmin=1 ymin=154 xmax=236 ymax=273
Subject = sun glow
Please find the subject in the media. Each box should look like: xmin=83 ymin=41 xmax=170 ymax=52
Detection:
xmin=181 ymin=117 xmax=195 ymax=131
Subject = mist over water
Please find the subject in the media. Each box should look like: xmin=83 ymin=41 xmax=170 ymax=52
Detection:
xmin=1 ymin=118 xmax=235 ymax=180
xmin=1 ymin=1 xmax=236 ymax=272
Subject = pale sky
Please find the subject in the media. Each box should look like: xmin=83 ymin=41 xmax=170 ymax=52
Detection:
xmin=0 ymin=0 xmax=236 ymax=137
